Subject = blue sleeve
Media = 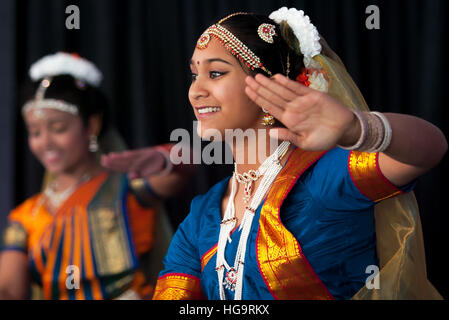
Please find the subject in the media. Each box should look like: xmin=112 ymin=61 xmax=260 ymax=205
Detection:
xmin=305 ymin=148 xmax=416 ymax=211
xmin=158 ymin=196 xmax=202 ymax=278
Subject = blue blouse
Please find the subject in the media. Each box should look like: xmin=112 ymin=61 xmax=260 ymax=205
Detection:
xmin=158 ymin=148 xmax=414 ymax=300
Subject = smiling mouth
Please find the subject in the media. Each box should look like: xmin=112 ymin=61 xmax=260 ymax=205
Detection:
xmin=197 ymin=106 xmax=222 ymax=114
xmin=42 ymin=150 xmax=62 ymax=163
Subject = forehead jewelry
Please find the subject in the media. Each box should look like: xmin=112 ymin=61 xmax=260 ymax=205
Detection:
xmin=22 ymin=77 xmax=79 ymax=117
xmin=218 ymin=12 xmax=248 ymax=24
xmin=257 ymin=23 xmax=276 ymax=44
xmin=196 ymin=17 xmax=273 ymax=76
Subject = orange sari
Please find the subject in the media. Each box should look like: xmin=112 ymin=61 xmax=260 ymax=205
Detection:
xmin=1 ymin=172 xmax=156 ymax=299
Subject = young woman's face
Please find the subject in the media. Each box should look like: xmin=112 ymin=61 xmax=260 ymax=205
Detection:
xmin=24 ymin=108 xmax=91 ymax=175
xmin=189 ymin=38 xmax=263 ymax=139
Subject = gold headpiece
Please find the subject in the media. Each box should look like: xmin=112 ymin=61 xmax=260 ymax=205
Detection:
xmin=196 ymin=13 xmax=273 ymax=76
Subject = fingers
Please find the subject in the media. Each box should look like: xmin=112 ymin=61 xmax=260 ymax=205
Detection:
xmin=245 ymin=86 xmax=285 ymax=121
xmin=269 ymin=128 xmax=299 ymax=144
xmin=271 ymin=74 xmax=311 ymax=96
xmin=127 ymin=152 xmax=164 ymax=178
xmin=253 ymin=74 xmax=301 ymax=101
xmin=245 ymin=75 xmax=292 ymax=107
xmin=245 ymin=73 xmax=313 ymax=118
xmin=101 ymin=148 xmax=165 ymax=178
xmin=101 ymin=153 xmax=134 ymax=172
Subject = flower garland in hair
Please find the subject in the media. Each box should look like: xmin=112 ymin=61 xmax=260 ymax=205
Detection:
xmin=29 ymin=52 xmax=103 ymax=87
xmin=296 ymin=69 xmax=310 ymax=86
xmin=269 ymin=7 xmax=321 ymax=68
xmin=296 ymin=68 xmax=329 ymax=93
xmin=270 ymin=7 xmax=328 ymax=93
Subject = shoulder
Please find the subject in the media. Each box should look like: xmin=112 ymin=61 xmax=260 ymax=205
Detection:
xmin=9 ymin=194 xmax=42 ymax=221
xmin=296 ymin=147 xmax=350 ymax=188
xmin=314 ymin=147 xmax=349 ymax=171
xmin=174 ymin=176 xmax=230 ymax=238
xmin=5 ymin=194 xmax=43 ymax=243
xmin=189 ymin=177 xmax=230 ymax=216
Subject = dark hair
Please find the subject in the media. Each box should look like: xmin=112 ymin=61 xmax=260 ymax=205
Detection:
xmin=22 ymin=74 xmax=109 ymax=137
xmin=219 ymin=13 xmax=305 ymax=80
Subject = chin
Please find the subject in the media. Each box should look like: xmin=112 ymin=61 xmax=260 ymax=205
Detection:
xmin=196 ymin=122 xmax=227 ymax=141
xmin=43 ymin=165 xmax=65 ymax=175
xmin=41 ymin=159 xmax=72 ymax=175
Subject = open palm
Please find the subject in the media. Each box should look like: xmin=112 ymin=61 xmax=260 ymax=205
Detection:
xmin=245 ymin=73 xmax=357 ymax=151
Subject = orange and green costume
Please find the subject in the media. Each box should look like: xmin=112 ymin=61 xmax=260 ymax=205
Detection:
xmin=1 ymin=172 xmax=157 ymax=300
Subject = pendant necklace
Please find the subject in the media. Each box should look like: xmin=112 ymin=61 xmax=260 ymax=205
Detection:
xmin=216 ymin=141 xmax=290 ymax=300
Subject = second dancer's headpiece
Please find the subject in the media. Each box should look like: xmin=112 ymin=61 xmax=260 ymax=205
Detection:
xmin=22 ymin=52 xmax=103 ymax=117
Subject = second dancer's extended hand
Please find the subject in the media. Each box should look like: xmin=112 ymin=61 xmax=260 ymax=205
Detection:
xmin=101 ymin=147 xmax=167 ymax=179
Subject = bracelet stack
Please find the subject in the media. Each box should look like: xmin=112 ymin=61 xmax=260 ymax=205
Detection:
xmin=338 ymin=110 xmax=392 ymax=153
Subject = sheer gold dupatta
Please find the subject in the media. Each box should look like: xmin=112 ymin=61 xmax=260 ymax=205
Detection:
xmin=314 ymin=40 xmax=442 ymax=299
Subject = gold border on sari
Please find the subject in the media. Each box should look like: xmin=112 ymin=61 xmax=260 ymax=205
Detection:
xmin=256 ymin=148 xmax=334 ymax=300
xmin=153 ymin=273 xmax=204 ymax=300
xmin=88 ymin=173 xmax=135 ymax=276
xmin=348 ymin=151 xmax=403 ymax=203
xmin=1 ymin=221 xmax=27 ymax=250
xmin=201 ymin=244 xmax=217 ymax=272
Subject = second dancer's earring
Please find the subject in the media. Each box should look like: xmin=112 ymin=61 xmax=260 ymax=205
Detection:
xmin=89 ymin=135 xmax=99 ymax=153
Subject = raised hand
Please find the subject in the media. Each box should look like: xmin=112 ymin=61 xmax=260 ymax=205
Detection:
xmin=245 ymin=73 xmax=359 ymax=151
xmin=101 ymin=147 xmax=167 ymax=180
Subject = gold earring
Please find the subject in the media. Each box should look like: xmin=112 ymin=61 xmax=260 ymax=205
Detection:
xmin=261 ymin=109 xmax=275 ymax=126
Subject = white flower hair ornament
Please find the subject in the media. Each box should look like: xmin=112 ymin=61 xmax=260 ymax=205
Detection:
xmin=29 ymin=52 xmax=103 ymax=87
xmin=23 ymin=53 xmax=103 ymax=118
xmin=269 ymin=7 xmax=328 ymax=93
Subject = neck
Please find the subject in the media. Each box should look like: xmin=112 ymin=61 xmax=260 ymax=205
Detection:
xmin=227 ymin=128 xmax=286 ymax=173
xmin=52 ymin=154 xmax=104 ymax=190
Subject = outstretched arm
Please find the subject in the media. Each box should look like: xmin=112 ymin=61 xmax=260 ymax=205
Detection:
xmin=245 ymin=73 xmax=447 ymax=187
xmin=101 ymin=144 xmax=196 ymax=199
xmin=340 ymin=112 xmax=447 ymax=186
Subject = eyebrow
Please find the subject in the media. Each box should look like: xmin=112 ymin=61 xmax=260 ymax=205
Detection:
xmin=189 ymin=58 xmax=233 ymax=66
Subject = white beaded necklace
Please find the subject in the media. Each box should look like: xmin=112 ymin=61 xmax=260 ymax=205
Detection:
xmin=43 ymin=173 xmax=92 ymax=208
xmin=216 ymin=141 xmax=290 ymax=300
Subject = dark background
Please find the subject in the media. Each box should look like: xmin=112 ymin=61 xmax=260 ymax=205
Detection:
xmin=0 ymin=0 xmax=447 ymax=298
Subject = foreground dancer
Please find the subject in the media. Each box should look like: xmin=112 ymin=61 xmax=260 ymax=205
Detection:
xmin=0 ymin=53 xmax=190 ymax=299
xmin=153 ymin=8 xmax=446 ymax=300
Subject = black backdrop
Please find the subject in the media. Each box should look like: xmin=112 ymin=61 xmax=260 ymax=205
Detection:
xmin=0 ymin=0 xmax=447 ymax=298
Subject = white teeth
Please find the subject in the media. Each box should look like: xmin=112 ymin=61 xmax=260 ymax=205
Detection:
xmin=198 ymin=107 xmax=221 ymax=114
xmin=43 ymin=151 xmax=60 ymax=160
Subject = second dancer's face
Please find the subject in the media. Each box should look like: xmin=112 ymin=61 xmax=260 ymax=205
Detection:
xmin=189 ymin=38 xmax=263 ymax=139
xmin=24 ymin=108 xmax=91 ymax=175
